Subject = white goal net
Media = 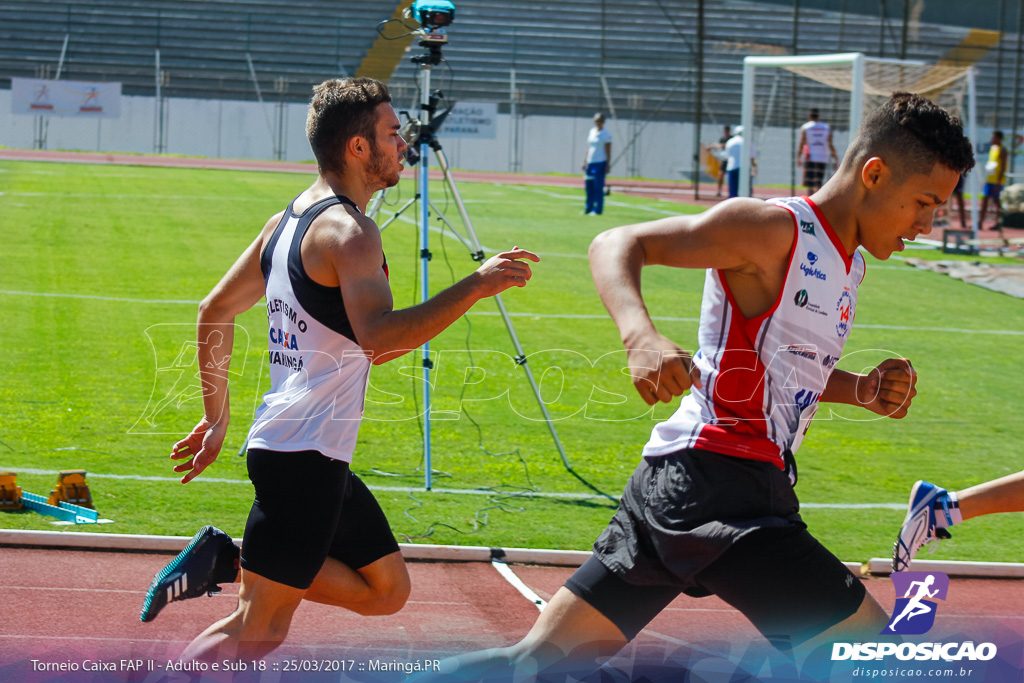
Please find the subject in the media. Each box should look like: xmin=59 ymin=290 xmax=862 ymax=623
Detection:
xmin=739 ymin=52 xmax=978 ymax=230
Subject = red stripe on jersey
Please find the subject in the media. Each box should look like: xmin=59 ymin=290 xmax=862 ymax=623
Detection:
xmin=805 ymin=196 xmax=852 ymax=274
xmin=700 ymin=209 xmax=799 ymax=466
xmin=707 ymin=300 xmax=771 ymax=442
xmin=694 ymin=427 xmax=784 ymax=466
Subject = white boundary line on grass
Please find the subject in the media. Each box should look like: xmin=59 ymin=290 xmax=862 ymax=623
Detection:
xmin=0 ymin=289 xmax=1021 ymax=336
xmin=5 ymin=466 xmax=906 ymax=508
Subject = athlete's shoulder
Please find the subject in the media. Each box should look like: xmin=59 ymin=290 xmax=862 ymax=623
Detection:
xmin=703 ymin=198 xmax=796 ymax=265
xmin=715 ymin=197 xmax=797 ymax=233
xmin=310 ymin=202 xmax=383 ymax=263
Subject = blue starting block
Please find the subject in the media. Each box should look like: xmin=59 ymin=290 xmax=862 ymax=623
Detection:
xmin=19 ymin=491 xmax=100 ymax=524
xmin=0 ymin=470 xmax=111 ymax=524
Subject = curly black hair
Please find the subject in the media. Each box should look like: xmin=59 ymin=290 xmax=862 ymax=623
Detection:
xmin=845 ymin=92 xmax=975 ymax=178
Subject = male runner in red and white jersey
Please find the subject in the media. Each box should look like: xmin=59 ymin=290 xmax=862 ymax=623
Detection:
xmin=430 ymin=93 xmax=974 ymax=679
xmin=139 ymin=77 xmax=539 ymax=661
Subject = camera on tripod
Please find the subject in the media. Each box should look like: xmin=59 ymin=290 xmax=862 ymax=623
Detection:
xmin=399 ymin=89 xmax=455 ymax=165
xmin=410 ymin=0 xmax=455 ymax=30
xmin=406 ymin=0 xmax=455 ymax=63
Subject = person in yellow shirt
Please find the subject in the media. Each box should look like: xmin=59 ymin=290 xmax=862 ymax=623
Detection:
xmin=980 ymin=130 xmax=1008 ymax=225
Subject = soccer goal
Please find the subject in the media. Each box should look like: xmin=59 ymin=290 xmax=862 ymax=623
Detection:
xmin=739 ymin=52 xmax=979 ymax=234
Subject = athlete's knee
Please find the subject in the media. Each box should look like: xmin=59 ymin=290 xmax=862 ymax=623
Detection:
xmin=365 ymin=580 xmax=410 ymax=615
xmin=355 ymin=566 xmax=411 ymax=616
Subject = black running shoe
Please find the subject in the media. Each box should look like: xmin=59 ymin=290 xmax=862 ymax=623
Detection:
xmin=140 ymin=525 xmax=239 ymax=622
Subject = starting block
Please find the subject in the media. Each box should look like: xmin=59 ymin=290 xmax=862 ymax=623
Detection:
xmin=0 ymin=471 xmax=22 ymax=510
xmin=0 ymin=470 xmax=109 ymax=524
xmin=47 ymin=470 xmax=94 ymax=509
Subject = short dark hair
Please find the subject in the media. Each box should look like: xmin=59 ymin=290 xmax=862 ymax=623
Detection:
xmin=993 ymin=130 xmax=1004 ymax=141
xmin=306 ymin=78 xmax=392 ymax=175
xmin=809 ymin=108 xmax=820 ymax=119
xmin=845 ymin=92 xmax=975 ymax=179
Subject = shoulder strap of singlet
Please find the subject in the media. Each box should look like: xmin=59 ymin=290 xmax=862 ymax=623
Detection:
xmin=260 ymin=194 xmax=359 ymax=280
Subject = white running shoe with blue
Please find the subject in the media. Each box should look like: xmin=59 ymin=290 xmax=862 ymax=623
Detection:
xmin=892 ymin=480 xmax=954 ymax=572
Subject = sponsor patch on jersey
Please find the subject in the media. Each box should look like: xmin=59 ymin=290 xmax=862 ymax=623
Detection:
xmin=785 ymin=345 xmax=817 ymax=361
xmin=800 ymin=252 xmax=827 ymax=280
xmin=836 ymin=288 xmax=853 ymax=337
xmin=800 ymin=220 xmax=816 ymax=235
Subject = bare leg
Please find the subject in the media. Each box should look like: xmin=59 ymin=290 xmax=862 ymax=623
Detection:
xmin=791 ymin=590 xmax=890 ymax=676
xmin=179 ymin=569 xmax=305 ymax=663
xmin=957 ymin=471 xmax=1024 ymax=521
xmin=179 ymin=553 xmax=409 ymax=662
xmin=304 ymin=551 xmax=410 ymax=615
xmin=980 ymin=195 xmax=992 ymax=225
xmin=429 ymin=587 xmax=627 ymax=681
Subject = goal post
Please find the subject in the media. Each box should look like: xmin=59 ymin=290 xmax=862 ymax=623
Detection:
xmin=739 ymin=52 xmax=979 ymax=235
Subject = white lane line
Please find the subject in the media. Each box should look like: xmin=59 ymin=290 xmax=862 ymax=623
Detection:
xmin=0 ymin=291 xmax=1019 ymax=336
xmin=0 ymin=289 xmax=200 ymax=304
xmin=466 ymin=311 xmax=1024 ymax=335
xmin=0 ymin=586 xmax=466 ymax=608
xmin=5 ymin=467 xmax=916 ymax=508
xmin=0 ymin=192 xmax=278 ymax=201
xmin=0 ymin=586 xmax=147 ymax=595
xmin=3 ymin=468 xmax=607 ymax=500
xmin=490 ymin=558 xmax=547 ymax=612
xmin=640 ymin=630 xmax=732 ymax=657
xmin=500 ymin=183 xmax=682 ymax=215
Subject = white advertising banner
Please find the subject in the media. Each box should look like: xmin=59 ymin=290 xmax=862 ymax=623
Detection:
xmin=11 ymin=78 xmax=122 ymax=118
xmin=437 ymin=102 xmax=497 ymax=139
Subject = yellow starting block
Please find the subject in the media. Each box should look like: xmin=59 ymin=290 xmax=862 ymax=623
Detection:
xmin=47 ymin=469 xmax=94 ymax=509
xmin=0 ymin=471 xmax=22 ymax=510
xmin=0 ymin=470 xmax=107 ymax=524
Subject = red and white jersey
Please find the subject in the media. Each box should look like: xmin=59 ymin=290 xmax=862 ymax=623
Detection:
xmin=246 ymin=195 xmax=381 ymax=463
xmin=643 ymin=196 xmax=866 ymax=468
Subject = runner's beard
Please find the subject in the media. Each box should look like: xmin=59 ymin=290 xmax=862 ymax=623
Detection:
xmin=367 ymin=139 xmax=401 ymax=189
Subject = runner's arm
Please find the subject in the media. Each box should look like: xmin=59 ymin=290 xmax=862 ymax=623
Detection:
xmin=589 ymin=200 xmax=793 ymax=404
xmin=821 ymin=358 xmax=917 ymax=418
xmin=171 ymin=212 xmax=282 ymax=483
xmin=337 ymin=215 xmax=539 ymax=364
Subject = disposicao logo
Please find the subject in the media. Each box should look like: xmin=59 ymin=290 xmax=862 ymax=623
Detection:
xmin=831 ymin=571 xmax=998 ymax=663
xmin=886 ymin=571 xmax=948 ymax=635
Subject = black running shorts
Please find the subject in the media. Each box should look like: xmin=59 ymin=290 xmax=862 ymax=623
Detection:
xmin=241 ymin=449 xmax=400 ymax=589
xmin=565 ymin=449 xmax=865 ymax=650
xmin=804 ymin=161 xmax=826 ymax=187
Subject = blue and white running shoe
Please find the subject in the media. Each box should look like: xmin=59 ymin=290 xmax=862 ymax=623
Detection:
xmin=892 ymin=480 xmax=953 ymax=572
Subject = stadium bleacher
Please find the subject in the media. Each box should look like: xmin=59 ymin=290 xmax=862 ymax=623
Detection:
xmin=0 ymin=0 xmax=1014 ymax=129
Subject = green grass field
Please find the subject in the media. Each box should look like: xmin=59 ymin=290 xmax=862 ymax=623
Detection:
xmin=1 ymin=159 xmax=1022 ymax=564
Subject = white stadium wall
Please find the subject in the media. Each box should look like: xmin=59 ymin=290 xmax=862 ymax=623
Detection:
xmin=0 ymin=89 xmax=988 ymax=187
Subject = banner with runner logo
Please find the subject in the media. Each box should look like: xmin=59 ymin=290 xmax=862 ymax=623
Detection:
xmin=11 ymin=78 xmax=122 ymax=118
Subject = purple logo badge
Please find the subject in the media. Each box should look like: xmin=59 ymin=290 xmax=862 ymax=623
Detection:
xmin=884 ymin=571 xmax=949 ymax=635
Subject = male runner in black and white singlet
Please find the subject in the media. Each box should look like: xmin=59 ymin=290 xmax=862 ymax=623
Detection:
xmin=428 ymin=94 xmax=974 ymax=680
xmin=140 ymin=77 xmax=539 ymax=661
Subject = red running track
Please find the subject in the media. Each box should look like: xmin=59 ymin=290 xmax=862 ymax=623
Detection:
xmin=1 ymin=546 xmax=1023 ymax=682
